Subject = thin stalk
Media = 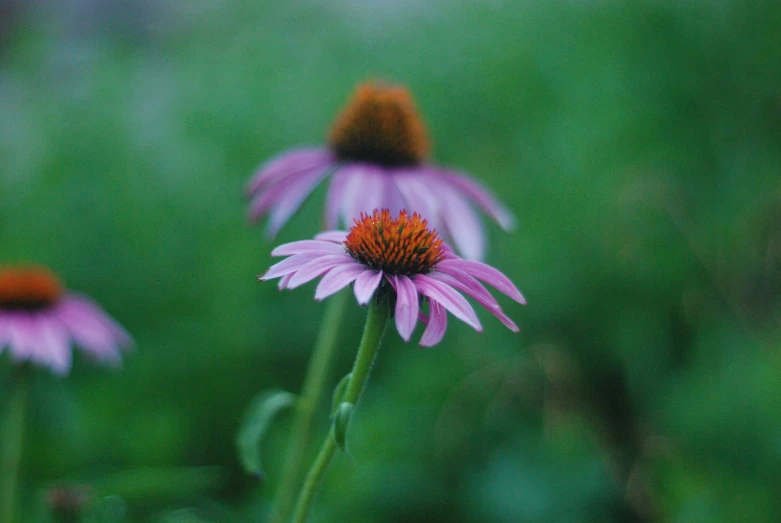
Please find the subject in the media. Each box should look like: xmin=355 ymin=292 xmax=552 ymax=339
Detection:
xmin=291 ymin=296 xmax=390 ymax=523
xmin=270 ymin=289 xmax=350 ymax=523
xmin=0 ymin=369 xmax=30 ymax=523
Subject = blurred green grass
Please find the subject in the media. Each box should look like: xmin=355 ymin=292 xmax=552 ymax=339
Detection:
xmin=1 ymin=0 xmax=781 ymax=521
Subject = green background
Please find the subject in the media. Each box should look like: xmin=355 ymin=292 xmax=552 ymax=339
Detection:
xmin=2 ymin=0 xmax=781 ymax=521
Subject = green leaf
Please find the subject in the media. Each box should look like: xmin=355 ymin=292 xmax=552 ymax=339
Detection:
xmin=331 ymin=373 xmax=352 ymax=415
xmin=333 ymin=402 xmax=354 ymax=453
xmin=236 ymin=389 xmax=296 ymax=479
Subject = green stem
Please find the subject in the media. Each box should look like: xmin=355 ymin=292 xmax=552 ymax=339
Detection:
xmin=0 ymin=369 xmax=30 ymax=523
xmin=291 ymin=296 xmax=390 ymax=523
xmin=269 ymin=289 xmax=350 ymax=523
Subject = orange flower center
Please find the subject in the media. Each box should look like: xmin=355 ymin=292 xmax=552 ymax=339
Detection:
xmin=344 ymin=209 xmax=443 ymax=275
xmin=328 ymin=82 xmax=430 ymax=167
xmin=0 ymin=266 xmax=63 ymax=310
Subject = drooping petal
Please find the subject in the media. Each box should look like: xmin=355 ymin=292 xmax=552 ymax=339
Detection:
xmin=271 ymin=240 xmax=345 ymax=257
xmin=338 ymin=166 xmax=369 ymax=225
xmin=56 ymin=296 xmax=127 ymax=365
xmin=437 ymin=259 xmax=526 ymax=304
xmin=314 ymin=263 xmax=367 ymax=301
xmin=353 ymin=270 xmax=383 ymax=305
xmin=247 ymin=165 xmax=326 ymax=223
xmin=286 ymin=255 xmax=354 ymax=289
xmin=246 ymin=148 xmax=333 ymax=196
xmin=266 ymin=168 xmax=332 ymax=238
xmin=419 ymin=299 xmax=447 ymax=347
xmin=381 ymin=173 xmax=406 ymax=217
xmin=337 ymin=164 xmax=401 ymax=225
xmin=394 ymin=174 xmax=442 ymax=231
xmin=324 ymin=169 xmax=348 ymax=229
xmin=6 ymin=312 xmax=35 ymax=359
xmin=260 ymin=253 xmax=323 ymax=280
xmin=314 ymin=231 xmax=349 ymax=244
xmin=64 ymin=295 xmax=132 ymax=347
xmin=430 ymin=271 xmax=518 ymax=332
xmin=433 ymin=169 xmax=515 ymax=230
xmin=412 ymin=274 xmax=482 ymax=332
xmin=358 ymin=170 xmax=387 ymax=219
xmin=278 ymin=272 xmax=295 ymax=290
xmin=437 ymin=184 xmax=486 ymax=261
xmin=31 ymin=314 xmax=72 ymax=375
xmin=393 ymin=275 xmax=419 ymax=341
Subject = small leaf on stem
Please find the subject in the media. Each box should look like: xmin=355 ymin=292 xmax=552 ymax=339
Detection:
xmin=236 ymin=389 xmax=296 ymax=479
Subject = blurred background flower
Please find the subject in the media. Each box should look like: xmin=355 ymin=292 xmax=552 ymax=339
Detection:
xmin=1 ymin=0 xmax=780 ymax=521
xmin=245 ymin=82 xmax=514 ymax=260
xmin=0 ymin=266 xmax=131 ymax=375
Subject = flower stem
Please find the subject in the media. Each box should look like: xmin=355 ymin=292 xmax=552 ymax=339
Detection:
xmin=0 ymin=369 xmax=30 ymax=523
xmin=270 ymin=289 xmax=350 ymax=523
xmin=291 ymin=296 xmax=390 ymax=523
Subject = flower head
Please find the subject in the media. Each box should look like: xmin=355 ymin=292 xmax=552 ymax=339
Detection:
xmin=0 ymin=266 xmax=132 ymax=375
xmin=259 ymin=209 xmax=525 ymax=347
xmin=246 ymin=81 xmax=514 ymax=260
xmin=344 ymin=209 xmax=443 ymax=274
xmin=328 ymin=83 xmax=429 ymax=167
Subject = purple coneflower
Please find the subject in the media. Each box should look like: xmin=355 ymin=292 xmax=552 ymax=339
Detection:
xmin=0 ymin=266 xmax=131 ymax=375
xmin=259 ymin=209 xmax=525 ymax=346
xmin=246 ymin=82 xmax=514 ymax=260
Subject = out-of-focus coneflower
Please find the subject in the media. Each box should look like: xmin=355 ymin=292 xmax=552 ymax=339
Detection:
xmin=246 ymin=82 xmax=514 ymax=261
xmin=0 ymin=266 xmax=131 ymax=375
xmin=0 ymin=266 xmax=131 ymax=523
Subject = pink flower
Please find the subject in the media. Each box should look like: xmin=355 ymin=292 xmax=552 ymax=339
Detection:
xmin=245 ymin=82 xmax=514 ymax=261
xmin=0 ymin=266 xmax=132 ymax=375
xmin=259 ymin=210 xmax=525 ymax=347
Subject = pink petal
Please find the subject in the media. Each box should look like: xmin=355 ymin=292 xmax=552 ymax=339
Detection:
xmin=419 ymin=299 xmax=447 ymax=347
xmin=394 ymin=174 xmax=442 ymax=230
xmin=56 ymin=296 xmax=128 ymax=365
xmin=246 ymin=148 xmax=333 ymax=196
xmin=64 ymin=295 xmax=131 ymax=345
xmin=287 ymin=255 xmax=354 ymax=289
xmin=324 ymin=170 xmax=349 ymax=229
xmin=314 ymin=231 xmax=349 ymax=244
xmin=260 ymin=253 xmax=323 ymax=280
xmin=247 ymin=165 xmax=325 ymax=223
xmin=437 ymin=259 xmax=526 ymax=304
xmin=393 ymin=275 xmax=419 ymax=341
xmin=434 ymin=169 xmax=515 ymax=230
xmin=314 ymin=264 xmax=367 ymax=301
xmin=338 ymin=164 xmax=392 ymax=225
xmin=382 ymin=173 xmax=406 ymax=217
xmin=437 ymin=184 xmax=486 ymax=261
xmin=353 ymin=270 xmax=383 ymax=305
xmin=430 ymin=271 xmax=518 ymax=332
xmin=6 ymin=312 xmax=36 ymax=359
xmin=271 ymin=240 xmax=345 ymax=257
xmin=266 ymin=168 xmax=332 ymax=238
xmin=357 ymin=170 xmax=386 ymax=219
xmin=412 ymin=274 xmax=482 ymax=332
xmin=32 ymin=314 xmax=72 ymax=375
xmin=278 ymin=272 xmax=295 ymax=290
xmin=339 ymin=166 xmax=368 ymax=226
